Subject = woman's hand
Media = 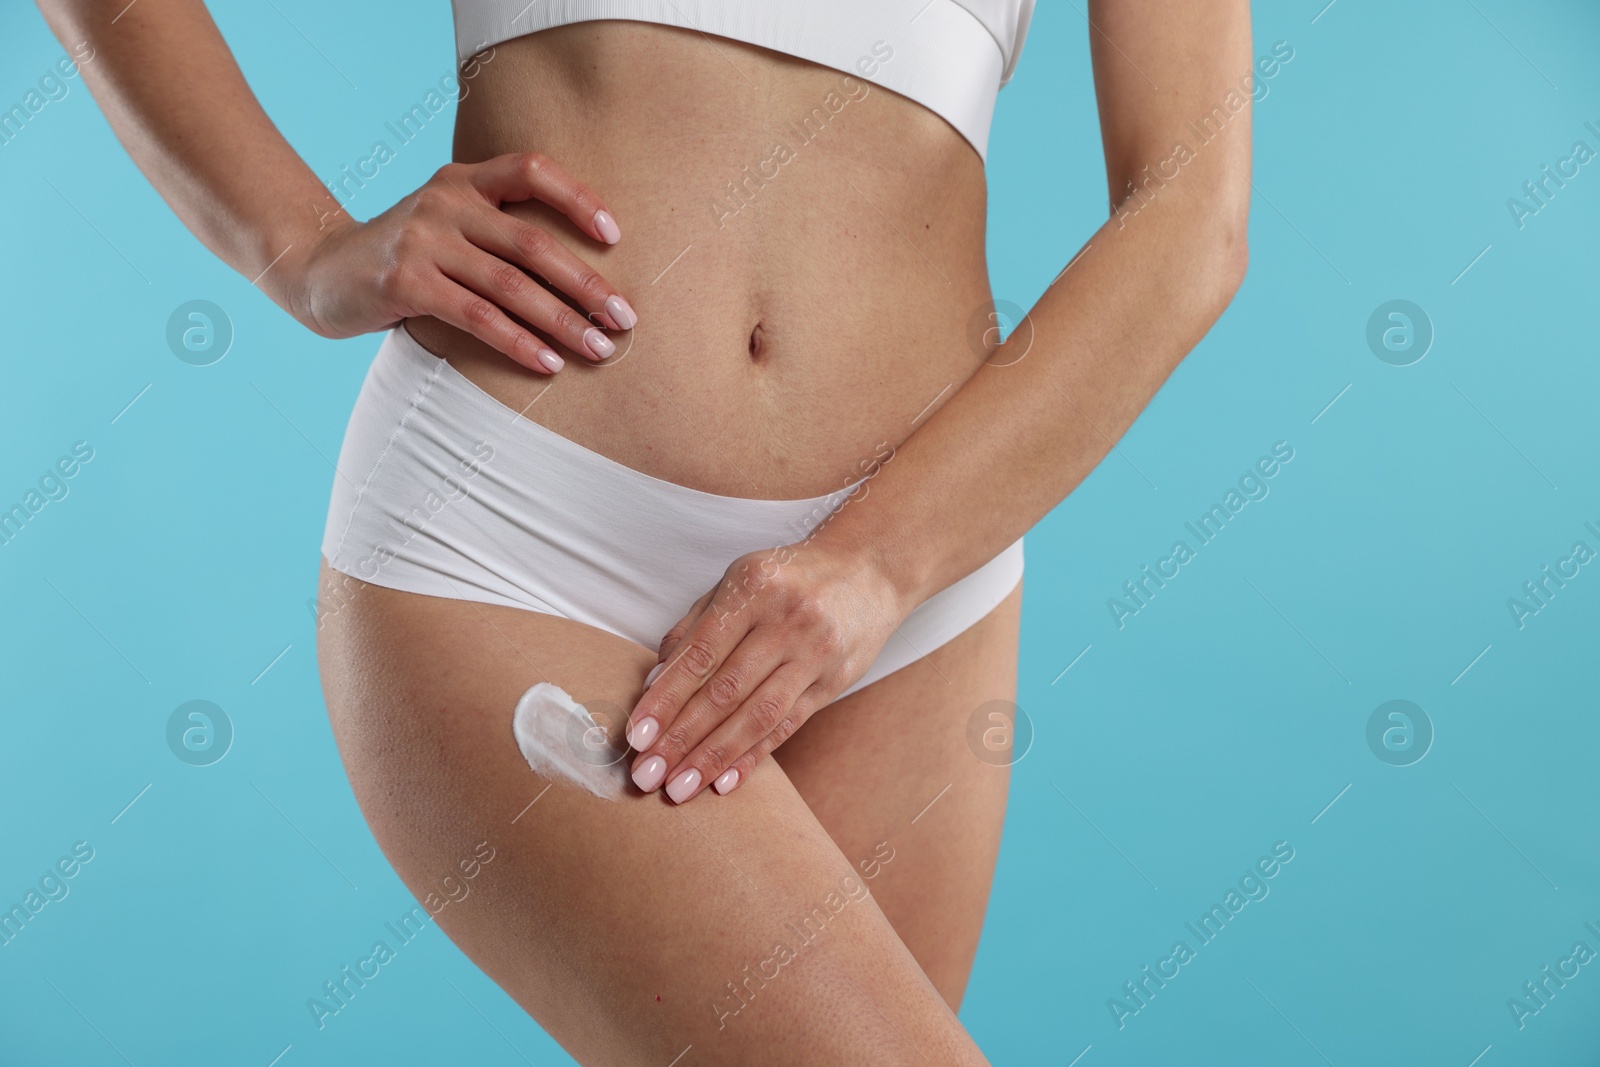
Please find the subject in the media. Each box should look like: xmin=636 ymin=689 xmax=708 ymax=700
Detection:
xmin=624 ymin=535 xmax=913 ymax=803
xmin=284 ymin=152 xmax=637 ymax=374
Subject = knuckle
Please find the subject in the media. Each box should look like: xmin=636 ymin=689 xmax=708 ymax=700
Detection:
xmin=487 ymin=260 xmax=527 ymax=296
xmin=749 ymin=696 xmax=785 ymax=731
xmin=376 ymin=259 xmax=417 ymax=303
xmin=548 ymin=306 xmax=585 ymax=338
xmin=390 ymin=225 xmax=425 ymax=262
xmin=789 ymin=595 xmax=840 ymax=646
xmin=461 ymin=295 xmax=499 ymax=329
xmin=696 ymin=741 xmax=730 ymax=772
xmin=817 ymin=666 xmax=850 ymax=698
xmin=765 ymin=573 xmax=802 ymax=608
xmin=661 ymin=720 xmax=699 ymax=756
xmin=813 ymin=623 xmax=844 ymax=656
xmin=520 ymin=151 xmax=548 ymax=181
xmin=705 ymin=603 xmax=736 ymax=634
xmin=790 ymin=587 xmax=826 ymax=618
xmin=706 ymin=670 xmax=744 ymax=710
xmin=516 ymin=224 xmax=555 ymax=262
xmin=413 ymin=182 xmax=451 ymax=215
xmin=572 ymin=267 xmax=607 ymax=303
xmin=680 ymin=641 xmax=717 ymax=678
xmin=766 ymin=713 xmax=801 ymax=748
xmin=509 ymin=332 xmax=543 ymax=363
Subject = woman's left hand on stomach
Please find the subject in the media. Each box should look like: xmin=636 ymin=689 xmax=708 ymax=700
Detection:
xmin=624 ymin=539 xmax=910 ymax=803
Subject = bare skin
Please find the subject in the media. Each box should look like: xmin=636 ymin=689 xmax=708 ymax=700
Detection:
xmin=41 ymin=0 xmax=1251 ymax=1059
xmin=406 ymin=21 xmax=998 ymax=497
xmin=615 ymin=5 xmax=1253 ymax=806
xmin=364 ymin=21 xmax=1028 ymax=1017
xmin=317 ymin=561 xmax=1019 ymax=1062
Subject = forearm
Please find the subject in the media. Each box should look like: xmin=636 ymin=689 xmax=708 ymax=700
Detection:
xmin=812 ymin=0 xmax=1254 ymax=610
xmin=822 ymin=185 xmax=1248 ymax=609
xmin=35 ymin=0 xmax=348 ymax=313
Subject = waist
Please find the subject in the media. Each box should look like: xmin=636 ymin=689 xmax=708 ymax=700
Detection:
xmin=404 ymin=20 xmax=994 ymax=500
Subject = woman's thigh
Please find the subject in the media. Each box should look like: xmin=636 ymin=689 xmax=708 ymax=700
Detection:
xmin=774 ymin=581 xmax=1022 ymax=1011
xmin=315 ymin=562 xmax=990 ymax=1067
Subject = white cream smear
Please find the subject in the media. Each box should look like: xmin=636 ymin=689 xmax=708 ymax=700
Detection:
xmin=511 ymin=682 xmax=630 ymax=801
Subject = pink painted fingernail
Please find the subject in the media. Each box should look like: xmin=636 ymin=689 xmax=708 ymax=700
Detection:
xmin=712 ymin=768 xmax=740 ymax=795
xmin=632 ymin=755 xmax=667 ymax=792
xmin=604 ymin=294 xmax=637 ymax=330
xmin=644 ymin=662 xmax=665 ymax=687
xmin=665 ymin=768 xmax=702 ymax=804
xmin=583 ymin=328 xmax=615 ymax=359
xmin=593 ymin=209 xmax=621 ymax=244
xmin=628 ymin=715 xmax=659 ymax=750
xmin=537 ymin=348 xmax=564 ymax=373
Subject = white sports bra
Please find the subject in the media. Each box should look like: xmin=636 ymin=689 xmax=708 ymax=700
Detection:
xmin=450 ymin=0 xmax=1035 ymax=160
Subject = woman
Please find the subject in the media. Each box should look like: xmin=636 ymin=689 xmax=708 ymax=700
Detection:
xmin=41 ymin=0 xmax=1250 ymax=1061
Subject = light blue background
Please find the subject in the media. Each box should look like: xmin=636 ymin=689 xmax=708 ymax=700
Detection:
xmin=4 ymin=1 xmax=1598 ymax=1063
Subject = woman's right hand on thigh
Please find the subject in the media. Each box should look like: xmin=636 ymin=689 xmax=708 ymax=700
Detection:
xmin=284 ymin=152 xmax=637 ymax=374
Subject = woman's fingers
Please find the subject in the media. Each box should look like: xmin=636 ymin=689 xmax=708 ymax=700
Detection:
xmin=626 ymin=601 xmax=759 ymax=791
xmin=657 ymin=666 xmax=822 ymax=803
xmin=626 ymin=545 xmax=883 ymax=803
xmin=711 ymin=681 xmax=835 ymax=797
xmin=655 ymin=588 xmax=716 ymax=666
xmin=395 ymin=268 xmax=566 ymax=374
xmin=626 ymin=585 xmax=732 ymax=752
xmin=287 ymin=153 xmax=633 ymax=348
xmin=457 ymin=206 xmax=638 ymax=333
xmin=623 ymin=589 xmax=713 ymax=750
xmin=464 ymin=152 xmax=622 ymax=247
xmin=436 ymin=243 xmax=620 ymax=362
xmin=418 ymin=154 xmax=637 ymax=361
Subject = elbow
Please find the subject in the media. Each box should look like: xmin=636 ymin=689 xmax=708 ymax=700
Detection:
xmin=1208 ymin=199 xmax=1250 ymax=312
xmin=1157 ymin=180 xmax=1250 ymax=317
xmin=1218 ymin=221 xmax=1249 ymax=306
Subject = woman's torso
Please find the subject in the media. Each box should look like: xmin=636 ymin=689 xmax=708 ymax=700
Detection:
xmin=404 ymin=20 xmax=995 ymax=500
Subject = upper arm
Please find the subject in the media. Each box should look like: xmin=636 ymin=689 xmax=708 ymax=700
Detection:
xmin=1085 ymin=0 xmax=1255 ymax=228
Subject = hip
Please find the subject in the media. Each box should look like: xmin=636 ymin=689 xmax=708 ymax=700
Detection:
xmin=319 ymin=323 xmax=1023 ymax=695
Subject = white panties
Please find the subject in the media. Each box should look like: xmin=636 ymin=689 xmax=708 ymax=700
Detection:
xmin=320 ymin=324 xmax=1023 ymax=699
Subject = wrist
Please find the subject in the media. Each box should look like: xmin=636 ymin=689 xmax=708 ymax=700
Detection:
xmin=270 ymin=211 xmax=357 ymax=336
xmin=808 ymin=495 xmax=933 ymax=617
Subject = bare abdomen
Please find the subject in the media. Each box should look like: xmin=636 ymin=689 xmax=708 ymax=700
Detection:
xmin=403 ymin=20 xmax=995 ymax=499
